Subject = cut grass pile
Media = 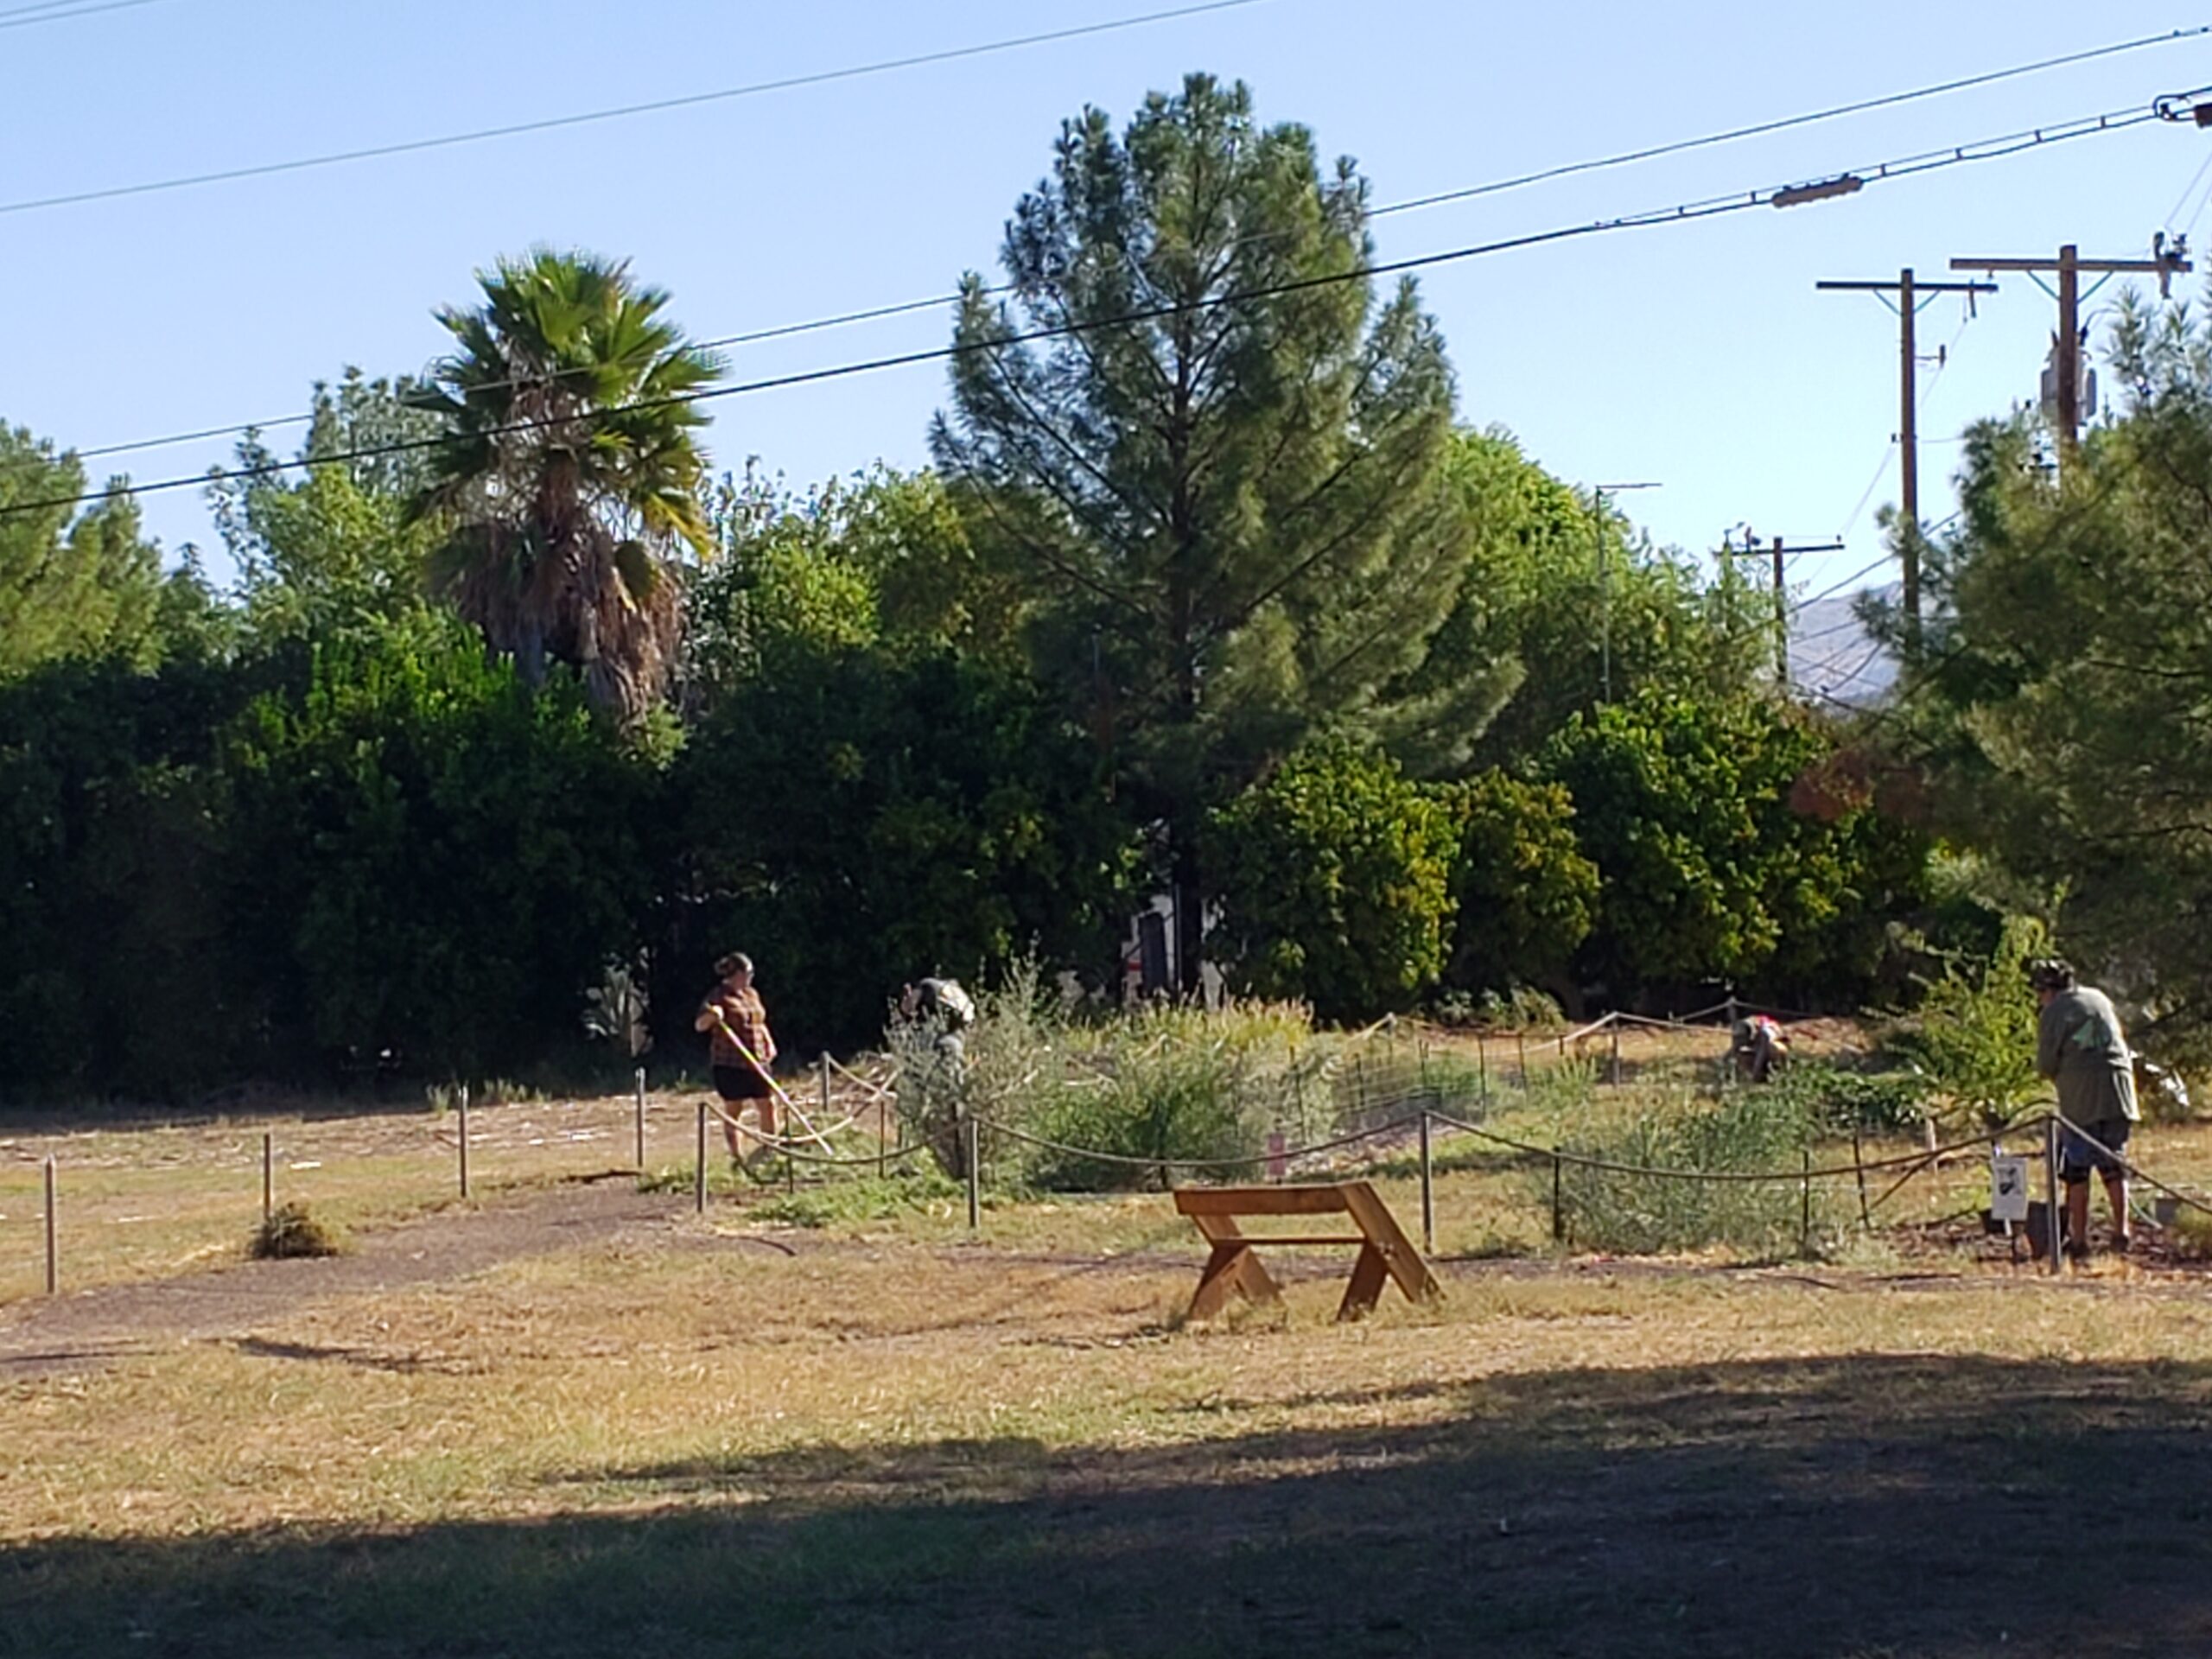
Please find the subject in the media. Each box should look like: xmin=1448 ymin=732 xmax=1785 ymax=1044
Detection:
xmin=249 ymin=1202 xmax=347 ymax=1260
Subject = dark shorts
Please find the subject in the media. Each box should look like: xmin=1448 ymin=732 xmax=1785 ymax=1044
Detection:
xmin=2059 ymin=1117 xmax=2131 ymax=1182
xmin=712 ymin=1064 xmax=772 ymax=1103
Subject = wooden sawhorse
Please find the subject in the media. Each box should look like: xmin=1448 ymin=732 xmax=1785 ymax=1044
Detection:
xmin=1174 ymin=1181 xmax=1443 ymax=1323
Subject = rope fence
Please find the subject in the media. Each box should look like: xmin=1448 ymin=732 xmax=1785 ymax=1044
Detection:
xmin=13 ymin=1024 xmax=2212 ymax=1296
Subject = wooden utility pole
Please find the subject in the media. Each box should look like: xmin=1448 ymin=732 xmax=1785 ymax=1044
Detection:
xmin=1815 ymin=269 xmax=1994 ymax=641
xmin=1949 ymin=241 xmax=2192 ymax=464
xmin=1723 ymin=534 xmax=1841 ymax=683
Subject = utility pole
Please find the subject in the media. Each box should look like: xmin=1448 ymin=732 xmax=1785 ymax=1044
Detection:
xmin=1592 ymin=480 xmax=1661 ymax=704
xmin=1949 ymin=240 xmax=2192 ymax=465
xmin=1725 ymin=533 xmax=1843 ymax=684
xmin=1816 ymin=269 xmax=1994 ymax=643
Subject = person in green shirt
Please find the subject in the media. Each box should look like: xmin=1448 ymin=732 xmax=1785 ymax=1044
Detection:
xmin=2031 ymin=958 xmax=2140 ymax=1257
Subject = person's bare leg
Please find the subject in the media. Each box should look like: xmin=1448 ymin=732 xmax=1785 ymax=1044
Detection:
xmin=722 ymin=1109 xmax=743 ymax=1159
xmin=2066 ymin=1179 xmax=2091 ymax=1257
xmin=2104 ymin=1173 xmax=2132 ymax=1249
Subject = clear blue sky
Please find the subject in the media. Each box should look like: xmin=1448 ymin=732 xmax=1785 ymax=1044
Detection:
xmin=6 ymin=0 xmax=2209 ymax=606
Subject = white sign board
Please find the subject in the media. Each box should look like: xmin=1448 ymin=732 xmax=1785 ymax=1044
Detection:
xmin=1991 ymin=1153 xmax=2031 ymax=1223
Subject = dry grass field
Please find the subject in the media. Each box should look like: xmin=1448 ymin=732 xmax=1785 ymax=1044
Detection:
xmin=5 ymin=1027 xmax=2212 ymax=1656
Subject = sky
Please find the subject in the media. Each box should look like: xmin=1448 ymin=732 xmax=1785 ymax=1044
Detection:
xmin=6 ymin=0 xmax=2211 ymax=610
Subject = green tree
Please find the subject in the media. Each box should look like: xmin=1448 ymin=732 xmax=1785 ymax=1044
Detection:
xmin=0 ymin=647 xmax=274 ymax=1096
xmin=932 ymin=75 xmax=1474 ymax=989
xmin=411 ymin=250 xmax=723 ymax=722
xmin=1859 ymin=289 xmax=2212 ymax=1053
xmin=1206 ymin=741 xmax=1458 ymax=1020
xmin=1437 ymin=770 xmax=1598 ymax=1000
xmin=671 ymin=644 xmax=1133 ymax=1050
xmin=1540 ymin=689 xmax=1925 ymax=1001
xmin=1421 ymin=429 xmax=1772 ymax=768
xmin=226 ymin=613 xmax=658 ymax=1078
xmin=210 ymin=370 xmax=444 ymax=642
xmin=0 ymin=425 xmax=169 ymax=679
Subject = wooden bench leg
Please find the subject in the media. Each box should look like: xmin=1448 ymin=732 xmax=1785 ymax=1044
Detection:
xmin=1337 ymin=1243 xmax=1391 ymax=1322
xmin=1190 ymin=1243 xmax=1281 ymax=1321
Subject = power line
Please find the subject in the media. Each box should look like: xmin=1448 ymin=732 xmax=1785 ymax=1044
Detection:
xmin=14 ymin=89 xmax=2196 ymax=519
xmin=0 ymin=0 xmax=164 ymax=29
xmin=0 ymin=0 xmax=1270 ymax=219
xmin=75 ymin=65 xmax=2211 ymax=466
xmin=1374 ymin=24 xmax=2212 ymax=222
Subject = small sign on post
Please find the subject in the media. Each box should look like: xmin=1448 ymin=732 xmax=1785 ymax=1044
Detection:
xmin=1991 ymin=1149 xmax=2031 ymax=1224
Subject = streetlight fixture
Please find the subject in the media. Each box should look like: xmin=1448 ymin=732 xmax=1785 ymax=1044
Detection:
xmin=1592 ymin=480 xmax=1662 ymax=704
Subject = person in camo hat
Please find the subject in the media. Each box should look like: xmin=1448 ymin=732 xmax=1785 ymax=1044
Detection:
xmin=2031 ymin=957 xmax=2140 ymax=1258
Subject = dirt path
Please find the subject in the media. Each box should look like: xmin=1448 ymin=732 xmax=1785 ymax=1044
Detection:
xmin=7 ymin=1173 xmax=2206 ymax=1382
xmin=0 ymin=1179 xmax=690 ymax=1376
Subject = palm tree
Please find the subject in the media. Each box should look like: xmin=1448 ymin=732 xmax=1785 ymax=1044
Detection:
xmin=411 ymin=249 xmax=723 ymax=721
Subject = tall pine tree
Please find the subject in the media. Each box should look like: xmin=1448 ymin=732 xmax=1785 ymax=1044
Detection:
xmin=932 ymin=75 xmax=1476 ymax=989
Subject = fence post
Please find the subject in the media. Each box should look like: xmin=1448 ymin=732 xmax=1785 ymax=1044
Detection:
xmin=262 ymin=1131 xmax=274 ymax=1228
xmin=695 ymin=1101 xmax=709 ymax=1216
xmin=1517 ymin=1031 xmax=1529 ymax=1092
xmin=1800 ymin=1147 xmax=1813 ymax=1257
xmin=42 ymin=1155 xmax=58 ymax=1296
xmin=1550 ymin=1152 xmax=1564 ymax=1244
xmin=634 ymin=1068 xmax=647 ymax=1171
xmin=963 ymin=1115 xmax=981 ymax=1231
xmin=1851 ymin=1126 xmax=1872 ymax=1230
xmin=457 ymin=1084 xmax=471 ymax=1199
xmin=2044 ymin=1114 xmax=2062 ymax=1274
xmin=1419 ymin=1111 xmax=1435 ymax=1255
xmin=1473 ymin=1033 xmax=1486 ymax=1101
xmin=1610 ymin=1026 xmax=1623 ymax=1086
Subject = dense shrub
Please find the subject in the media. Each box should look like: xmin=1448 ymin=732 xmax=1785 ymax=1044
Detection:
xmin=1207 ymin=741 xmax=1458 ymax=1021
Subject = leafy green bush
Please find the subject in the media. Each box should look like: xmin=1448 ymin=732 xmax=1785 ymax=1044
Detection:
xmin=1437 ymin=770 xmax=1597 ymax=998
xmin=1886 ymin=914 xmax=2048 ymax=1128
xmin=1207 ymin=741 xmax=1459 ymax=1021
xmin=1541 ymin=1088 xmax=1841 ymax=1258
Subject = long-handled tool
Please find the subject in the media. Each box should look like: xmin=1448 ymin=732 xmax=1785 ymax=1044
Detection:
xmin=713 ymin=1014 xmax=834 ymax=1150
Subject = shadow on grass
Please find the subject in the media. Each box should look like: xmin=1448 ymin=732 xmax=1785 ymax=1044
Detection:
xmin=6 ymin=1354 xmax=2212 ymax=1657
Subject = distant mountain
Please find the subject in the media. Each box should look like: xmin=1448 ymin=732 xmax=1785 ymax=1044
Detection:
xmin=1788 ymin=582 xmax=1898 ymax=709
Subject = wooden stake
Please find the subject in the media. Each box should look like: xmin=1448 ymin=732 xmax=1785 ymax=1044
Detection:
xmin=457 ymin=1084 xmax=471 ymax=1198
xmin=1852 ymin=1126 xmax=1872 ymax=1230
xmin=1551 ymin=1152 xmax=1564 ymax=1244
xmin=964 ymin=1116 xmax=981 ymax=1230
xmin=633 ymin=1068 xmax=646 ymax=1171
xmin=1800 ymin=1147 xmax=1813 ymax=1257
xmin=262 ymin=1132 xmax=274 ymax=1227
xmin=695 ymin=1101 xmax=709 ymax=1217
xmin=42 ymin=1155 xmax=57 ymax=1296
xmin=1418 ymin=1111 xmax=1435 ymax=1255
xmin=1473 ymin=1033 xmax=1486 ymax=1099
xmin=2044 ymin=1114 xmax=2063 ymax=1274
xmin=1517 ymin=1031 xmax=1529 ymax=1091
